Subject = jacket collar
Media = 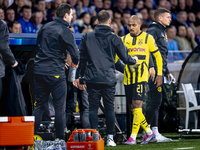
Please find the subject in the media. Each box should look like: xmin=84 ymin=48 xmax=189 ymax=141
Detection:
xmin=54 ymin=17 xmax=70 ymax=27
xmin=154 ymin=21 xmax=166 ymax=31
xmin=95 ymin=25 xmax=114 ymax=36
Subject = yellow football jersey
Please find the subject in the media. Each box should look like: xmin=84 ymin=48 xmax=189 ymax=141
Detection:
xmin=116 ymin=32 xmax=163 ymax=85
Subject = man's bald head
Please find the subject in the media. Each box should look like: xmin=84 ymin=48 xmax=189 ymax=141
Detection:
xmin=128 ymin=15 xmax=142 ymax=36
xmin=129 ymin=15 xmax=141 ymax=25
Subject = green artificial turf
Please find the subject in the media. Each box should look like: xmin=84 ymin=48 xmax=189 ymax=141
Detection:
xmin=104 ymin=133 xmax=200 ymax=150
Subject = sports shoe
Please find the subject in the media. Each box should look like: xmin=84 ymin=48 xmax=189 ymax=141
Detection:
xmin=141 ymin=133 xmax=157 ymax=143
xmin=140 ymin=132 xmax=156 ymax=144
xmin=156 ymin=134 xmax=172 ymax=142
xmin=106 ymin=138 xmax=116 ymax=146
xmin=124 ymin=137 xmax=137 ymax=145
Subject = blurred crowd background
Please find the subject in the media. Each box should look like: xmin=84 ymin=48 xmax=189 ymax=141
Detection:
xmin=1 ymin=0 xmax=200 ymax=54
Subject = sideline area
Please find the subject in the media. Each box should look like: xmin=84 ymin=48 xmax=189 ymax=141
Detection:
xmin=104 ymin=133 xmax=200 ymax=150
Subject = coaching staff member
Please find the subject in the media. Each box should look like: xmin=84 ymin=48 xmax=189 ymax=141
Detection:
xmin=145 ymin=8 xmax=172 ymax=142
xmin=74 ymin=10 xmax=138 ymax=146
xmin=0 ymin=19 xmax=18 ymax=99
xmin=32 ymin=4 xmax=79 ymax=139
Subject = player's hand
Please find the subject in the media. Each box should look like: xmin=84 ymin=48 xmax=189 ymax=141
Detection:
xmin=154 ymin=75 xmax=162 ymax=87
xmin=149 ymin=67 xmax=155 ymax=81
xmin=166 ymin=73 xmax=172 ymax=81
xmin=65 ymin=63 xmax=70 ymax=69
xmin=132 ymin=56 xmax=138 ymax=63
xmin=73 ymin=79 xmax=79 ymax=88
xmin=12 ymin=61 xmax=18 ymax=67
xmin=79 ymin=84 xmax=87 ymax=91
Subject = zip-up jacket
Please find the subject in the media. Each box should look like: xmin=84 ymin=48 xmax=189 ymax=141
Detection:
xmin=77 ymin=25 xmax=136 ymax=85
xmin=33 ymin=17 xmax=79 ymax=76
xmin=146 ymin=22 xmax=170 ymax=75
xmin=0 ymin=19 xmax=16 ymax=78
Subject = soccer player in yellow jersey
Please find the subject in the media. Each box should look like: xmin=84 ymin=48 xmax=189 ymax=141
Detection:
xmin=121 ymin=15 xmax=163 ymax=145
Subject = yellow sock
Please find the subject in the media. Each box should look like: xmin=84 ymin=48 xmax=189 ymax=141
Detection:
xmin=140 ymin=112 xmax=152 ymax=134
xmin=130 ymin=108 xmax=142 ymax=137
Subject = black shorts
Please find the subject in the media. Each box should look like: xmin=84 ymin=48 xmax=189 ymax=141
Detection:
xmin=125 ymin=82 xmax=147 ymax=101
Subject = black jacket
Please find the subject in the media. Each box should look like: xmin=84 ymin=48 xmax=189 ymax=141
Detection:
xmin=146 ymin=22 xmax=170 ymax=75
xmin=33 ymin=17 xmax=79 ymax=76
xmin=0 ymin=64 xmax=27 ymax=116
xmin=0 ymin=19 xmax=16 ymax=78
xmin=78 ymin=25 xmax=136 ymax=85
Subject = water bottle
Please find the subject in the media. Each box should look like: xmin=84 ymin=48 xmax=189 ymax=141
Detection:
xmin=34 ymin=140 xmax=43 ymax=150
xmin=79 ymin=130 xmax=86 ymax=142
xmin=73 ymin=130 xmax=79 ymax=142
xmin=92 ymin=130 xmax=99 ymax=142
xmin=41 ymin=140 xmax=48 ymax=150
xmin=54 ymin=138 xmax=62 ymax=150
xmin=60 ymin=139 xmax=67 ymax=150
xmin=86 ymin=132 xmax=92 ymax=142
xmin=45 ymin=140 xmax=54 ymax=150
xmin=68 ymin=63 xmax=77 ymax=82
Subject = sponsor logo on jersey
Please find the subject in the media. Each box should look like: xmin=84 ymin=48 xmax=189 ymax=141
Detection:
xmin=128 ymin=48 xmax=146 ymax=52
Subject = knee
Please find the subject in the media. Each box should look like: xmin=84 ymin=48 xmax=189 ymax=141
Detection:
xmin=131 ymin=100 xmax=143 ymax=109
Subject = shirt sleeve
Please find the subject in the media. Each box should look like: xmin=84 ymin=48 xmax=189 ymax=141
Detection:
xmin=62 ymin=29 xmax=79 ymax=65
xmin=149 ymin=35 xmax=163 ymax=76
xmin=76 ymin=34 xmax=88 ymax=78
xmin=112 ymin=35 xmax=136 ymax=65
xmin=0 ymin=20 xmax=16 ymax=65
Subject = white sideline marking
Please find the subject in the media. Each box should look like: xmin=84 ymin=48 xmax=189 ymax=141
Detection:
xmin=173 ymin=147 xmax=194 ymax=150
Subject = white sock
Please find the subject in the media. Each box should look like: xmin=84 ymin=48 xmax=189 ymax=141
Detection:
xmin=130 ymin=136 xmax=136 ymax=141
xmin=151 ymin=126 xmax=159 ymax=135
xmin=107 ymin=134 xmax=113 ymax=140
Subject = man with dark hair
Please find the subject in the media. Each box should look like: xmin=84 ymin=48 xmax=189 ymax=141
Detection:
xmin=30 ymin=10 xmax=43 ymax=30
xmin=174 ymin=24 xmax=197 ymax=50
xmin=144 ymin=0 xmax=153 ymax=9
xmin=113 ymin=0 xmax=127 ymax=14
xmin=113 ymin=11 xmax=124 ymax=36
xmin=9 ymin=0 xmax=26 ymax=20
xmin=18 ymin=5 xmax=37 ymax=33
xmin=145 ymin=7 xmax=172 ymax=142
xmin=8 ymin=21 xmax=22 ymax=33
xmin=0 ymin=6 xmax=5 ymax=20
xmin=35 ymin=0 xmax=46 ymax=11
xmin=5 ymin=8 xmax=15 ymax=24
xmin=0 ymin=19 xmax=18 ymax=99
xmin=32 ymin=3 xmax=79 ymax=140
xmin=122 ymin=11 xmax=131 ymax=34
xmin=74 ymin=9 xmax=137 ymax=146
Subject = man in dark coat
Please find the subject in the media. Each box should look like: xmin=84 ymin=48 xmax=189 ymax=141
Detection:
xmin=32 ymin=4 xmax=79 ymax=140
xmin=145 ymin=8 xmax=172 ymax=142
xmin=74 ymin=10 xmax=137 ymax=146
xmin=0 ymin=19 xmax=18 ymax=99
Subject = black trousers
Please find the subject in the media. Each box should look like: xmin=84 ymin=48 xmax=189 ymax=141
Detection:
xmin=66 ymin=82 xmax=90 ymax=129
xmin=33 ymin=74 xmax=67 ymax=139
xmin=146 ymin=74 xmax=163 ymax=127
xmin=87 ymin=83 xmax=116 ymax=135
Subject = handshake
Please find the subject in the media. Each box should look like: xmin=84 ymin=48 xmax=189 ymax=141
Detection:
xmin=129 ymin=56 xmax=139 ymax=72
xmin=132 ymin=56 xmax=138 ymax=63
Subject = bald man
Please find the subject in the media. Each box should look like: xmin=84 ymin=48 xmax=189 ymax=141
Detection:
xmin=119 ymin=15 xmax=163 ymax=145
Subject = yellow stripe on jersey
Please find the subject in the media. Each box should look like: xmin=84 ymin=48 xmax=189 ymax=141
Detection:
xmin=121 ymin=32 xmax=163 ymax=85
